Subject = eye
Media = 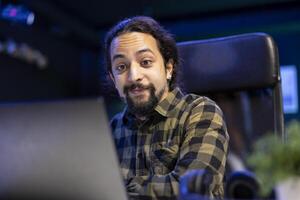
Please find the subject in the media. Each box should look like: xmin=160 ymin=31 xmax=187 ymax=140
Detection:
xmin=114 ymin=64 xmax=127 ymax=74
xmin=141 ymin=59 xmax=153 ymax=68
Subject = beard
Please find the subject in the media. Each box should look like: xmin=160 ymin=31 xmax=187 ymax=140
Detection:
xmin=123 ymin=82 xmax=165 ymax=117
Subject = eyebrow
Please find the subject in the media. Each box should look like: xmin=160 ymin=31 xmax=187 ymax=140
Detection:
xmin=111 ymin=48 xmax=155 ymax=62
xmin=112 ymin=54 xmax=125 ymax=62
xmin=135 ymin=48 xmax=154 ymax=56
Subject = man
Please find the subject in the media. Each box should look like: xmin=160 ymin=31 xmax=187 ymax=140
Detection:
xmin=104 ymin=16 xmax=229 ymax=199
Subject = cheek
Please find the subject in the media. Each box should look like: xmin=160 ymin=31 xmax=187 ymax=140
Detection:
xmin=150 ymin=73 xmax=168 ymax=90
xmin=116 ymin=84 xmax=124 ymax=96
xmin=113 ymin=77 xmax=126 ymax=97
xmin=156 ymin=69 xmax=168 ymax=84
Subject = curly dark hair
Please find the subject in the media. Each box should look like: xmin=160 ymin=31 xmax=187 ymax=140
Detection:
xmin=104 ymin=16 xmax=179 ymax=90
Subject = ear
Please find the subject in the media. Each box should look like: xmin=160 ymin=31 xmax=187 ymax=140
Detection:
xmin=166 ymin=59 xmax=174 ymax=80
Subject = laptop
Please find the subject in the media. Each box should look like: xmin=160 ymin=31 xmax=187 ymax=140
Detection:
xmin=0 ymin=98 xmax=128 ymax=200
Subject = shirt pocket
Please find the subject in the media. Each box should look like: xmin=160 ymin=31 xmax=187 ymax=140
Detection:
xmin=150 ymin=141 xmax=179 ymax=175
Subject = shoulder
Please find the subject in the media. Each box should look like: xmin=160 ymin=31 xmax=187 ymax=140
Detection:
xmin=182 ymin=93 xmax=228 ymax=137
xmin=181 ymin=93 xmax=223 ymax=116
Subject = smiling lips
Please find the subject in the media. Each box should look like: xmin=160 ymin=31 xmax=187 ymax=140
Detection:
xmin=124 ymin=83 xmax=151 ymax=98
xmin=129 ymin=87 xmax=148 ymax=96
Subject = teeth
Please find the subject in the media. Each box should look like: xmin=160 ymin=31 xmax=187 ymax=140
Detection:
xmin=129 ymin=85 xmax=147 ymax=90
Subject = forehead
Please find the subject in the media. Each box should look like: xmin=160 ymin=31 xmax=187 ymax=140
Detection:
xmin=110 ymin=32 xmax=160 ymax=56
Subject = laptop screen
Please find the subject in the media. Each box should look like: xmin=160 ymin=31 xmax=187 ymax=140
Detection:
xmin=0 ymin=98 xmax=128 ymax=200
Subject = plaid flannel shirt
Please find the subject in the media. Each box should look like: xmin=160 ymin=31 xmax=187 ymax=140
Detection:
xmin=111 ymin=87 xmax=229 ymax=200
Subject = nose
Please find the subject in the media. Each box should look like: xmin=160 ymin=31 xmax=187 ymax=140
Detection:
xmin=128 ymin=63 xmax=143 ymax=82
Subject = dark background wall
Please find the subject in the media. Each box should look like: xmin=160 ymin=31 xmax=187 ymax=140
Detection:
xmin=1 ymin=0 xmax=300 ymax=121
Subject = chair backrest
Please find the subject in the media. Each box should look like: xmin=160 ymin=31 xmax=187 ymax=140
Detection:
xmin=177 ymin=33 xmax=285 ymax=165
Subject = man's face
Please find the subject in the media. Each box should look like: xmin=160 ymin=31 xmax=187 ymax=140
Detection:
xmin=110 ymin=32 xmax=173 ymax=116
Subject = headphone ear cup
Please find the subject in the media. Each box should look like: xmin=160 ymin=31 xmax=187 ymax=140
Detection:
xmin=225 ymin=171 xmax=259 ymax=199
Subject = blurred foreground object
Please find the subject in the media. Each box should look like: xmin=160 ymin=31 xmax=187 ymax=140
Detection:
xmin=225 ymin=171 xmax=259 ymax=199
xmin=247 ymin=120 xmax=300 ymax=197
xmin=179 ymin=169 xmax=214 ymax=200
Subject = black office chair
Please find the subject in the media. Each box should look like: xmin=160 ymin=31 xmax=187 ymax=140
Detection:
xmin=177 ymin=33 xmax=285 ymax=199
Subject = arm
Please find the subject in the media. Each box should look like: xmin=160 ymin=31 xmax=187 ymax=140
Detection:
xmin=127 ymin=100 xmax=229 ymax=199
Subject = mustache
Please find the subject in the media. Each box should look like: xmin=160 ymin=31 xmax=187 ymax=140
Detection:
xmin=123 ymin=83 xmax=150 ymax=94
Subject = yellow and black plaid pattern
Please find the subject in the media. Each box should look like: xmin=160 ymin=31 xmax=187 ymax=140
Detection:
xmin=111 ymin=87 xmax=229 ymax=200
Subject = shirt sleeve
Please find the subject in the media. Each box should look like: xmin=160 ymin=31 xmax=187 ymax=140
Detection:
xmin=126 ymin=99 xmax=229 ymax=199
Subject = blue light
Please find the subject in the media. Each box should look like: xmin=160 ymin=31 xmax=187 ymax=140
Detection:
xmin=281 ymin=65 xmax=298 ymax=114
xmin=1 ymin=4 xmax=35 ymax=25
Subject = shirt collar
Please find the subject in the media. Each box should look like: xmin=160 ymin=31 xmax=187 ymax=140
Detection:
xmin=154 ymin=87 xmax=183 ymax=117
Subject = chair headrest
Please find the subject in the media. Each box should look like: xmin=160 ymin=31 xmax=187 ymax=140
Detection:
xmin=177 ymin=33 xmax=280 ymax=94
